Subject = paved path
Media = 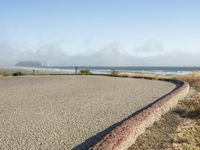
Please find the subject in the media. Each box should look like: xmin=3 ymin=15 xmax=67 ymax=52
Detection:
xmin=0 ymin=75 xmax=176 ymax=149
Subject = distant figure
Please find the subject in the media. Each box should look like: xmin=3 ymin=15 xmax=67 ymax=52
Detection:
xmin=75 ymin=67 xmax=78 ymax=74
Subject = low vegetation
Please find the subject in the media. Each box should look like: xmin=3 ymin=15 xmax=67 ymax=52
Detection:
xmin=0 ymin=72 xmax=11 ymax=76
xmin=0 ymin=69 xmax=38 ymax=77
xmin=177 ymin=73 xmax=200 ymax=114
xmin=12 ymin=72 xmax=23 ymax=76
xmin=178 ymin=72 xmax=200 ymax=90
xmin=129 ymin=72 xmax=200 ymax=150
xmin=111 ymin=70 xmax=119 ymax=76
xmin=0 ymin=71 xmax=24 ymax=76
xmin=119 ymin=72 xmax=166 ymax=79
xmin=172 ymin=72 xmax=200 ymax=149
xmin=79 ymin=69 xmax=91 ymax=75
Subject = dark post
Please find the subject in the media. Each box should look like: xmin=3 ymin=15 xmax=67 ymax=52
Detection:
xmin=75 ymin=66 xmax=78 ymax=74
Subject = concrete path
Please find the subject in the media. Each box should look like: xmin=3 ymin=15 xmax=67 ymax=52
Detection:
xmin=0 ymin=75 xmax=176 ymax=149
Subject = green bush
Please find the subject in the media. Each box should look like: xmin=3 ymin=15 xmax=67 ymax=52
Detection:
xmin=12 ymin=72 xmax=23 ymax=76
xmin=111 ymin=70 xmax=119 ymax=76
xmin=80 ymin=69 xmax=91 ymax=75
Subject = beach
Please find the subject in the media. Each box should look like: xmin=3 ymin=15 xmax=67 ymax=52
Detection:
xmin=0 ymin=75 xmax=176 ymax=149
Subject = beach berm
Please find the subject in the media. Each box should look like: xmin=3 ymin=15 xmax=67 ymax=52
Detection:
xmin=0 ymin=75 xmax=176 ymax=149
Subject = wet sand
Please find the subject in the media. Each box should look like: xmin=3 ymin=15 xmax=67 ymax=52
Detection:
xmin=0 ymin=75 xmax=176 ymax=149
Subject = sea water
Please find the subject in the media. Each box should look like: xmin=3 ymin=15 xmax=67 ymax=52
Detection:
xmin=12 ymin=66 xmax=200 ymax=75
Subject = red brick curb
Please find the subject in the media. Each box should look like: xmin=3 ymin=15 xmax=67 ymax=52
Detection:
xmin=90 ymin=77 xmax=189 ymax=150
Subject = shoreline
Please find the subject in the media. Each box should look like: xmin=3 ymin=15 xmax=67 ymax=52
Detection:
xmin=1 ymin=66 xmax=200 ymax=76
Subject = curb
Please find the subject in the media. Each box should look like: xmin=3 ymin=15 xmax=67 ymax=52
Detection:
xmin=90 ymin=76 xmax=189 ymax=150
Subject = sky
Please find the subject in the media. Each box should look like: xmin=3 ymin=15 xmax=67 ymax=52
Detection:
xmin=0 ymin=0 xmax=200 ymax=66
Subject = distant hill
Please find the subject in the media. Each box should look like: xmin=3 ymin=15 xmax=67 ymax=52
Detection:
xmin=15 ymin=61 xmax=48 ymax=67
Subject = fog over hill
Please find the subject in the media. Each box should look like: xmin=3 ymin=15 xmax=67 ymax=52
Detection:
xmin=15 ymin=61 xmax=48 ymax=67
xmin=0 ymin=41 xmax=200 ymax=67
xmin=64 ymin=50 xmax=200 ymax=66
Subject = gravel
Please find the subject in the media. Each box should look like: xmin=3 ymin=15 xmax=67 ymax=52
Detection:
xmin=0 ymin=75 xmax=176 ymax=149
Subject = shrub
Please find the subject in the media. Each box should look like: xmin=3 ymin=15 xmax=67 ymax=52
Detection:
xmin=12 ymin=72 xmax=23 ymax=76
xmin=177 ymin=72 xmax=200 ymax=114
xmin=80 ymin=69 xmax=91 ymax=75
xmin=177 ymin=72 xmax=200 ymax=90
xmin=111 ymin=70 xmax=119 ymax=76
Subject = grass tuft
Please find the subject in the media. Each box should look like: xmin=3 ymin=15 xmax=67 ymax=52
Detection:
xmin=1 ymin=72 xmax=10 ymax=76
xmin=111 ymin=70 xmax=119 ymax=76
xmin=172 ymin=72 xmax=200 ymax=149
xmin=177 ymin=72 xmax=200 ymax=113
xmin=172 ymin=121 xmax=200 ymax=149
xmin=177 ymin=72 xmax=200 ymax=90
xmin=79 ymin=69 xmax=91 ymax=75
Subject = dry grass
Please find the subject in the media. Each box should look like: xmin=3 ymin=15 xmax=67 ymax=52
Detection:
xmin=172 ymin=121 xmax=200 ymax=150
xmin=119 ymin=72 xmax=166 ymax=79
xmin=129 ymin=72 xmax=200 ymax=150
xmin=171 ymin=72 xmax=200 ymax=150
xmin=0 ymin=71 xmax=13 ymax=76
xmin=177 ymin=72 xmax=200 ymax=112
xmin=0 ymin=71 xmax=24 ymax=77
xmin=177 ymin=72 xmax=200 ymax=90
xmin=0 ymin=69 xmax=41 ymax=77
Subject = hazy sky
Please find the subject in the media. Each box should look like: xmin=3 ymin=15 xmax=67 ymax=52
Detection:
xmin=0 ymin=0 xmax=200 ymax=66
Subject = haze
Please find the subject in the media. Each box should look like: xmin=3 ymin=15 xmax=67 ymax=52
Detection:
xmin=0 ymin=0 xmax=200 ymax=66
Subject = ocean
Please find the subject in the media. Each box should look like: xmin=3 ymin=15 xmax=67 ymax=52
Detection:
xmin=13 ymin=66 xmax=200 ymax=75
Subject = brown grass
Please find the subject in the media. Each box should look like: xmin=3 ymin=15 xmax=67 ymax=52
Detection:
xmin=171 ymin=121 xmax=200 ymax=149
xmin=119 ymin=72 xmax=166 ymax=79
xmin=0 ymin=69 xmax=40 ymax=77
xmin=177 ymin=72 xmax=200 ymax=113
xmin=0 ymin=71 xmax=13 ymax=76
xmin=129 ymin=72 xmax=200 ymax=150
xmin=0 ymin=71 xmax=10 ymax=76
xmin=172 ymin=72 xmax=200 ymax=149
xmin=177 ymin=72 xmax=200 ymax=90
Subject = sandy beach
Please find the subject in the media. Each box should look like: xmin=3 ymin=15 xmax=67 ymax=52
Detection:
xmin=0 ymin=75 xmax=176 ymax=149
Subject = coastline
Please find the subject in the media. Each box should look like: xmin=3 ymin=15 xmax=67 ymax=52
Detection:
xmin=1 ymin=66 xmax=200 ymax=76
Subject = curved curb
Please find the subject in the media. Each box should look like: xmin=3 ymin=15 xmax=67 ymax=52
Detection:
xmin=90 ymin=77 xmax=189 ymax=150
